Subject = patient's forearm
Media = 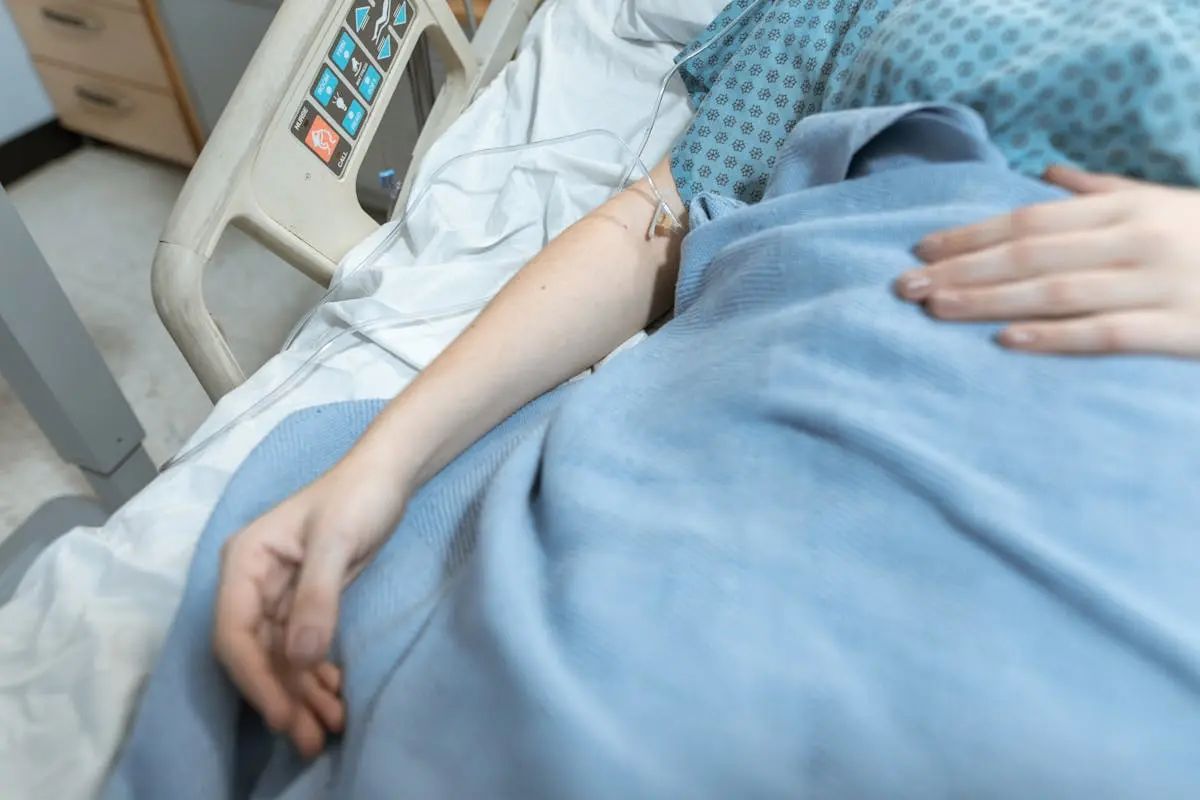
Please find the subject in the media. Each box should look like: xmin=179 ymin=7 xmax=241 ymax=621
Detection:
xmin=346 ymin=158 xmax=685 ymax=488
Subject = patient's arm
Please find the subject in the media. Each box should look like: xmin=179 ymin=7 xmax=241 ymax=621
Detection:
xmin=348 ymin=155 xmax=687 ymax=487
xmin=213 ymin=157 xmax=687 ymax=749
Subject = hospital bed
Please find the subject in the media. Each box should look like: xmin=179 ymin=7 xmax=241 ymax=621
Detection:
xmin=0 ymin=0 xmax=699 ymax=795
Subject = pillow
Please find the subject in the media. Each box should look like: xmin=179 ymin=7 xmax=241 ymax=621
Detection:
xmin=612 ymin=0 xmax=731 ymax=45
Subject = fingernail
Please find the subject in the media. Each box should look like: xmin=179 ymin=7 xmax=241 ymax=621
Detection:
xmin=914 ymin=237 xmax=941 ymax=260
xmin=290 ymin=627 xmax=321 ymax=663
xmin=1003 ymin=328 xmax=1037 ymax=346
xmin=898 ymin=274 xmax=932 ymax=299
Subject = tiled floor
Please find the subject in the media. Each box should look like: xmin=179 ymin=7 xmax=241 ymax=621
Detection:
xmin=0 ymin=145 xmax=325 ymax=540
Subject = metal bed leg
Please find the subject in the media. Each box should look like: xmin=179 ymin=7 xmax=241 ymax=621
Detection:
xmin=0 ymin=184 xmax=157 ymax=511
xmin=0 ymin=184 xmax=156 ymax=601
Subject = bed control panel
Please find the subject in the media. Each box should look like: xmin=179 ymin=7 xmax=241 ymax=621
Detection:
xmin=289 ymin=0 xmax=416 ymax=177
xmin=154 ymin=0 xmax=490 ymax=398
xmin=232 ymin=0 xmax=476 ymax=290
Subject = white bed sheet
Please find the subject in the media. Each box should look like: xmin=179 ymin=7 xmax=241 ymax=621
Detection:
xmin=0 ymin=1 xmax=693 ymax=796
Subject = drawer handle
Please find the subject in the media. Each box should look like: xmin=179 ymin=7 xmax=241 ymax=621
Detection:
xmin=74 ymin=86 xmax=133 ymax=116
xmin=40 ymin=6 xmax=102 ymax=32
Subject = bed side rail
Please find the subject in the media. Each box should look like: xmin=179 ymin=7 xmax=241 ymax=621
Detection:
xmin=153 ymin=0 xmax=537 ymax=401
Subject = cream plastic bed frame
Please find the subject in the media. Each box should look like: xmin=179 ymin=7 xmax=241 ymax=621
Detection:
xmin=152 ymin=0 xmax=541 ymax=402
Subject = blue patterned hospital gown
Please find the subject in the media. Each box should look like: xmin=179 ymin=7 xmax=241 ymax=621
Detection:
xmin=671 ymin=0 xmax=896 ymax=205
xmin=671 ymin=0 xmax=1200 ymax=206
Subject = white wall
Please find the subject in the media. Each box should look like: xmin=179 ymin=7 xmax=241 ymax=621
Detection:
xmin=0 ymin=4 xmax=53 ymax=143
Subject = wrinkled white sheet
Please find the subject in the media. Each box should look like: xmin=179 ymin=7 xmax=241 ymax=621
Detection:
xmin=0 ymin=1 xmax=691 ymax=796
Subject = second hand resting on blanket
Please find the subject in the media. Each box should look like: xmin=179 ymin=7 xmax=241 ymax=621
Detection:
xmin=900 ymin=166 xmax=1200 ymax=356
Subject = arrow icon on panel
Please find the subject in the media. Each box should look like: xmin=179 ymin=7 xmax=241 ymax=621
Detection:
xmin=354 ymin=5 xmax=369 ymax=30
xmin=375 ymin=0 xmax=391 ymax=42
xmin=378 ymin=36 xmax=393 ymax=60
xmin=394 ymin=1 xmax=408 ymax=25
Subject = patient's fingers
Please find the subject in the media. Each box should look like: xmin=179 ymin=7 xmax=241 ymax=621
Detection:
xmin=267 ymin=583 xmax=295 ymax=623
xmin=287 ymin=536 xmax=351 ymax=667
xmin=213 ymin=565 xmax=296 ymax=732
xmin=923 ymin=269 xmax=1166 ymax=322
xmin=288 ymin=704 xmax=327 ymax=760
xmin=897 ymin=226 xmax=1142 ymax=300
xmin=298 ymin=669 xmax=346 ymax=734
xmin=915 ymin=192 xmax=1127 ymax=262
xmin=999 ymin=309 xmax=1200 ymax=357
xmin=261 ymin=566 xmax=295 ymax=621
xmin=1042 ymin=164 xmax=1143 ymax=195
xmin=316 ymin=661 xmax=343 ymax=695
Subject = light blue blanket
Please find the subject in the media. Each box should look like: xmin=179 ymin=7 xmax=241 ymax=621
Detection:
xmin=106 ymin=104 xmax=1200 ymax=799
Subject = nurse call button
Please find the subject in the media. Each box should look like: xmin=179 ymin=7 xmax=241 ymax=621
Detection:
xmin=290 ymin=101 xmax=352 ymax=177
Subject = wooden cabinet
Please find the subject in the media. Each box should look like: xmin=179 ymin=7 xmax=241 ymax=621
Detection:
xmin=5 ymin=0 xmax=201 ymax=165
xmin=35 ymin=59 xmax=196 ymax=164
xmin=449 ymin=0 xmax=491 ymax=25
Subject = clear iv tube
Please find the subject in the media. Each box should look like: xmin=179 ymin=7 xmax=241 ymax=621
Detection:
xmin=160 ymin=297 xmax=495 ymax=471
xmin=281 ymin=128 xmax=670 ymax=352
xmin=619 ymin=0 xmax=768 ymax=190
xmin=163 ymin=0 xmax=769 ymax=472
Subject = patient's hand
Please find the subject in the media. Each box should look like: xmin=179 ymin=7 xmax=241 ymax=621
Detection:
xmin=895 ymin=165 xmax=1200 ymax=357
xmin=212 ymin=457 xmax=410 ymax=757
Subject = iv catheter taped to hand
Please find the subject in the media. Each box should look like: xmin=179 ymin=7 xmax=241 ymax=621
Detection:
xmin=161 ymin=0 xmax=768 ymax=472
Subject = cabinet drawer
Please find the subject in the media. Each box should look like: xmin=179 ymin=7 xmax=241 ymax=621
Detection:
xmin=7 ymin=0 xmax=169 ymax=89
xmin=36 ymin=60 xmax=196 ymax=165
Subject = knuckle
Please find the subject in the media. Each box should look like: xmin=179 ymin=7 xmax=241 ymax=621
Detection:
xmin=1094 ymin=318 xmax=1129 ymax=352
xmin=1131 ymin=223 xmax=1170 ymax=260
xmin=1005 ymin=238 xmax=1043 ymax=274
xmin=1113 ymin=201 xmax=1145 ymax=230
xmin=1008 ymin=206 xmax=1046 ymax=238
xmin=1043 ymin=276 xmax=1080 ymax=310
